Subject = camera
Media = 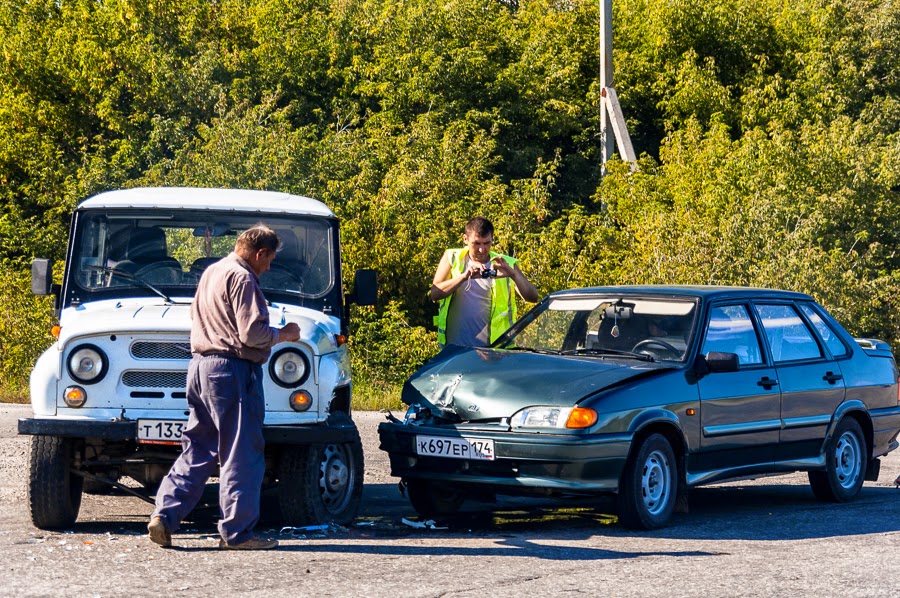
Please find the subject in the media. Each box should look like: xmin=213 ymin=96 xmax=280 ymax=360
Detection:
xmin=480 ymin=268 xmax=497 ymax=278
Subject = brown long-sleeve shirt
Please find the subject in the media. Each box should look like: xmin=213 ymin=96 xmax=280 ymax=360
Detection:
xmin=190 ymin=252 xmax=278 ymax=364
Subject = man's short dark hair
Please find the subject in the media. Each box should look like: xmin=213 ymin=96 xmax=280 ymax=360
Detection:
xmin=236 ymin=224 xmax=282 ymax=254
xmin=465 ymin=216 xmax=494 ymax=237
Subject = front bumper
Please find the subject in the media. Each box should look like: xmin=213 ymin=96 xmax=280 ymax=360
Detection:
xmin=18 ymin=418 xmax=358 ymax=445
xmin=378 ymin=421 xmax=632 ymax=494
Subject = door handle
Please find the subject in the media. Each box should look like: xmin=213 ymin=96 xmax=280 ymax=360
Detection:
xmin=757 ymin=376 xmax=779 ymax=389
xmin=822 ymin=371 xmax=843 ymax=384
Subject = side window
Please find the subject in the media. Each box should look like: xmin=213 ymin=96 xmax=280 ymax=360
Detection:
xmin=755 ymin=304 xmax=822 ymax=362
xmin=702 ymin=305 xmax=763 ymax=366
xmin=799 ymin=304 xmax=848 ymax=357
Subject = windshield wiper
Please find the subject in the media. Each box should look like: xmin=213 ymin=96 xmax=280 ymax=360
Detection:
xmin=559 ymin=347 xmax=655 ymax=362
xmin=501 ymin=346 xmax=561 ymax=355
xmin=84 ymin=265 xmax=177 ymax=304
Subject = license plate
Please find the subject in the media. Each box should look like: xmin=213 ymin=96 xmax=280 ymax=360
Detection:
xmin=137 ymin=419 xmax=186 ymax=445
xmin=415 ymin=435 xmax=495 ymax=461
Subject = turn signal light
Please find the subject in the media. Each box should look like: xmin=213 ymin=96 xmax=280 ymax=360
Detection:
xmin=63 ymin=386 xmax=87 ymax=408
xmin=51 ymin=325 xmax=61 ymax=338
xmin=335 ymin=334 xmax=347 ymax=347
xmin=565 ymin=407 xmax=598 ymax=429
xmin=289 ymin=390 xmax=313 ymax=412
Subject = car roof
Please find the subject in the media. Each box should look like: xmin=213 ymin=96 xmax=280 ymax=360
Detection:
xmin=550 ymin=285 xmax=814 ymax=302
xmin=77 ymin=187 xmax=335 ymax=218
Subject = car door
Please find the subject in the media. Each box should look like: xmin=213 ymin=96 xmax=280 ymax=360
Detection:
xmin=754 ymin=302 xmax=846 ymax=463
xmin=695 ymin=303 xmax=780 ymax=471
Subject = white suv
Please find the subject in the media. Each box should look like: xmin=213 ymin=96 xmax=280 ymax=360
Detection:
xmin=20 ymin=187 xmax=377 ymax=529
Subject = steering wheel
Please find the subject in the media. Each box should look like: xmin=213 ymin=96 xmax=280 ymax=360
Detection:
xmin=631 ymin=338 xmax=681 ymax=358
xmin=263 ymin=263 xmax=304 ymax=291
xmin=134 ymin=262 xmax=183 ymax=284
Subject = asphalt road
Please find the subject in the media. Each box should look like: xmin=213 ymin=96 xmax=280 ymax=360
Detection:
xmin=2 ymin=403 xmax=899 ymax=597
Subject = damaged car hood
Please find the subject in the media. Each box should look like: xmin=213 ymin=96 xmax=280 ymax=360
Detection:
xmin=403 ymin=346 xmax=672 ymax=421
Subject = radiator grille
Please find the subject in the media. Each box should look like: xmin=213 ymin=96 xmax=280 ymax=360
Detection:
xmin=131 ymin=342 xmax=192 ymax=360
xmin=122 ymin=371 xmax=187 ymax=388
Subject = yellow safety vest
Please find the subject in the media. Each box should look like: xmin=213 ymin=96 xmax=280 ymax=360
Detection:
xmin=434 ymin=249 xmax=518 ymax=347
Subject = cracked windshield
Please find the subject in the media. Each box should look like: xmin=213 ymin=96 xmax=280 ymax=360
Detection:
xmin=499 ymin=296 xmax=698 ymax=362
xmin=73 ymin=212 xmax=334 ymax=298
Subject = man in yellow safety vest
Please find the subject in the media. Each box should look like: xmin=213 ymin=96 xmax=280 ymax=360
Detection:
xmin=431 ymin=217 xmax=539 ymax=347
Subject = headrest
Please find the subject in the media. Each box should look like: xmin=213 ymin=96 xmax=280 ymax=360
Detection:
xmin=127 ymin=227 xmax=168 ymax=262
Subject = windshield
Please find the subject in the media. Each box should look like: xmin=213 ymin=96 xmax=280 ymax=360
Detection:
xmin=70 ymin=211 xmax=336 ymax=300
xmin=496 ymin=296 xmax=698 ymax=362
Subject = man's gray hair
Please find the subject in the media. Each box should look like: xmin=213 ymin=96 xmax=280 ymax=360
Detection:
xmin=236 ymin=224 xmax=282 ymax=254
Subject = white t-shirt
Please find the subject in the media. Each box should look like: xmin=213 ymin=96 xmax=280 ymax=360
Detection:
xmin=444 ymin=256 xmax=493 ymax=347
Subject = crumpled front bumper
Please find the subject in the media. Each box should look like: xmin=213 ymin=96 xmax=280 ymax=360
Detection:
xmin=377 ymin=420 xmax=633 ymax=494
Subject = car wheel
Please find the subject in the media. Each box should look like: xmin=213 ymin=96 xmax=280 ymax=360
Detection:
xmin=27 ymin=435 xmax=84 ymax=529
xmin=617 ymin=433 xmax=677 ymax=530
xmin=404 ymin=479 xmax=466 ymax=518
xmin=277 ymin=413 xmax=364 ymax=526
xmin=808 ymin=417 xmax=866 ymax=502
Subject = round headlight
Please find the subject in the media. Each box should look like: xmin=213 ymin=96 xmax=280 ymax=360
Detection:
xmin=269 ymin=349 xmax=310 ymax=388
xmin=67 ymin=345 xmax=107 ymax=384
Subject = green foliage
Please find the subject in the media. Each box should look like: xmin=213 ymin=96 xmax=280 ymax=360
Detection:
xmin=349 ymin=301 xmax=437 ymax=386
xmin=3 ymin=0 xmax=900 ymax=402
xmin=0 ymin=268 xmax=54 ymax=402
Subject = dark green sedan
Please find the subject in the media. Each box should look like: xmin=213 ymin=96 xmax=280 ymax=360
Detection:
xmin=378 ymin=286 xmax=900 ymax=529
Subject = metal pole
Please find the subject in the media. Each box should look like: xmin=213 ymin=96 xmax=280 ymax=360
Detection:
xmin=600 ymin=0 xmax=637 ymax=174
xmin=600 ymin=0 xmax=614 ymax=173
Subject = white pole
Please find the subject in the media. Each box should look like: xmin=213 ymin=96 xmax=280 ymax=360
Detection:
xmin=600 ymin=0 xmax=637 ymax=173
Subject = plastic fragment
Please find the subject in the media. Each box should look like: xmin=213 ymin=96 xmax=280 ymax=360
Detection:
xmin=401 ymin=518 xmax=448 ymax=530
xmin=278 ymin=523 xmax=344 ymax=537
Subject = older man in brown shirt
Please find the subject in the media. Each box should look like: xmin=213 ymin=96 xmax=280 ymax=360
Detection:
xmin=148 ymin=225 xmax=300 ymax=550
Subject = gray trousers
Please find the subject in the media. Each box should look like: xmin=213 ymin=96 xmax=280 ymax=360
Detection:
xmin=152 ymin=354 xmax=266 ymax=544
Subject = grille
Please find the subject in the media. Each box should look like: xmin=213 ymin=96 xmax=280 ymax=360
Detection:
xmin=131 ymin=341 xmax=192 ymax=360
xmin=122 ymin=371 xmax=187 ymax=388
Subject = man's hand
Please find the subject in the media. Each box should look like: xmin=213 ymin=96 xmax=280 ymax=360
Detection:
xmin=277 ymin=322 xmax=301 ymax=343
xmin=465 ymin=261 xmax=486 ymax=279
xmin=490 ymin=257 xmax=514 ymax=277
xmin=490 ymin=258 xmax=540 ymax=303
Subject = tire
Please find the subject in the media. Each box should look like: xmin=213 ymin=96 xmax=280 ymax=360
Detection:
xmin=617 ymin=433 xmax=678 ymax=530
xmin=277 ymin=413 xmax=364 ymax=526
xmin=404 ymin=479 xmax=466 ymax=518
xmin=27 ymin=436 xmax=84 ymax=529
xmin=808 ymin=417 xmax=867 ymax=502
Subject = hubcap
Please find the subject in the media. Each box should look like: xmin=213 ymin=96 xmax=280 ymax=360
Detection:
xmin=641 ymin=449 xmax=671 ymax=516
xmin=319 ymin=444 xmax=352 ymax=513
xmin=834 ymin=431 xmax=862 ymax=490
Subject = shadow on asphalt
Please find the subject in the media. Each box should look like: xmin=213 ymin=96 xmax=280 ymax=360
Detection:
xmin=56 ymin=480 xmax=900 ymax=551
xmin=358 ymin=482 xmax=900 ymax=543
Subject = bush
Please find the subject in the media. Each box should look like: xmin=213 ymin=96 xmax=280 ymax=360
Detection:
xmin=349 ymin=300 xmax=438 ymax=387
xmin=0 ymin=267 xmax=55 ymax=402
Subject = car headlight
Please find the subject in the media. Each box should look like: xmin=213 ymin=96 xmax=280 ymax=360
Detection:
xmin=269 ymin=348 xmax=310 ymax=388
xmin=510 ymin=406 xmax=598 ymax=429
xmin=67 ymin=345 xmax=107 ymax=384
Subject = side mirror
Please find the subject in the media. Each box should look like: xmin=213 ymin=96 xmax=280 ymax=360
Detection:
xmin=348 ymin=269 xmax=378 ymax=306
xmin=705 ymin=351 xmax=740 ymax=373
xmin=31 ymin=258 xmax=54 ymax=296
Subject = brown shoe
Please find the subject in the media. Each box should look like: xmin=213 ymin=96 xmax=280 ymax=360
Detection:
xmin=218 ymin=536 xmax=279 ymax=550
xmin=147 ymin=516 xmax=172 ymax=548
